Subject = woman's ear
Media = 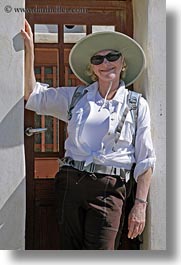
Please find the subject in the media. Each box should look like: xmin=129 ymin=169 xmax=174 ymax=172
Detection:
xmin=121 ymin=57 xmax=127 ymax=72
xmin=120 ymin=57 xmax=127 ymax=79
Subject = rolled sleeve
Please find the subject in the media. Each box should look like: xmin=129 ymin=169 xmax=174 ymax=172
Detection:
xmin=25 ymin=82 xmax=75 ymax=122
xmin=134 ymin=97 xmax=156 ymax=181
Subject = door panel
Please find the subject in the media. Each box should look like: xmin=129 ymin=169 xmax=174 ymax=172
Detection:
xmin=25 ymin=0 xmax=134 ymax=250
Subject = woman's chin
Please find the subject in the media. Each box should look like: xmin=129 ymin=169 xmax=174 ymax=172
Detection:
xmin=99 ymin=75 xmax=117 ymax=82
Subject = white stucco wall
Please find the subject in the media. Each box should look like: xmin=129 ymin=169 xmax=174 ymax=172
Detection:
xmin=133 ymin=0 xmax=166 ymax=250
xmin=0 ymin=0 xmax=25 ymax=250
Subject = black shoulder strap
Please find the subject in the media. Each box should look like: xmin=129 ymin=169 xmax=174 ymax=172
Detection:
xmin=67 ymin=85 xmax=88 ymax=120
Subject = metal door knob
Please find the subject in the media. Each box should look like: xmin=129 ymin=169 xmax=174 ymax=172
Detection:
xmin=25 ymin=127 xmax=47 ymax=137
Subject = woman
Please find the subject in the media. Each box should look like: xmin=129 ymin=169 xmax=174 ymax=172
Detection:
xmin=21 ymin=20 xmax=155 ymax=250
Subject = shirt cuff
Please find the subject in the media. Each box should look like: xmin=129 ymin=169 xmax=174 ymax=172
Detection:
xmin=134 ymin=157 xmax=156 ymax=182
xmin=25 ymin=82 xmax=49 ymax=110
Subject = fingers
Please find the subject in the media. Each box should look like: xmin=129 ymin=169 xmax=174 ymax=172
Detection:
xmin=21 ymin=19 xmax=32 ymax=38
xmin=128 ymin=219 xmax=145 ymax=239
xmin=20 ymin=29 xmax=31 ymax=45
xmin=25 ymin=19 xmax=32 ymax=36
xmin=127 ymin=205 xmax=146 ymax=239
xmin=20 ymin=29 xmax=27 ymax=39
xmin=20 ymin=19 xmax=34 ymax=52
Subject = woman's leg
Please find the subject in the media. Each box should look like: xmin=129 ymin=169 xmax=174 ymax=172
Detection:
xmin=83 ymin=175 xmax=126 ymax=250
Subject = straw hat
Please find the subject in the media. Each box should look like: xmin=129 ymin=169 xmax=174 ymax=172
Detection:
xmin=69 ymin=31 xmax=146 ymax=87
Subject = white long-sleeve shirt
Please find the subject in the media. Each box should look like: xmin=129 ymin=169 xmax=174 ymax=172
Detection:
xmin=25 ymin=81 xmax=156 ymax=181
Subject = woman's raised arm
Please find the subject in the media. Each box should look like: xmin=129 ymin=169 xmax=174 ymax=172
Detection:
xmin=21 ymin=19 xmax=36 ymax=100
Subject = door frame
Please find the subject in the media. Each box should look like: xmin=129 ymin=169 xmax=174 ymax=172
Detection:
xmin=25 ymin=0 xmax=133 ymax=249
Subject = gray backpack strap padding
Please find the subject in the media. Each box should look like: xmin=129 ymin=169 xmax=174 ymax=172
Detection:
xmin=113 ymin=90 xmax=141 ymax=151
xmin=127 ymin=90 xmax=141 ymax=144
xmin=113 ymin=106 xmax=130 ymax=151
xmin=67 ymin=85 xmax=88 ymax=120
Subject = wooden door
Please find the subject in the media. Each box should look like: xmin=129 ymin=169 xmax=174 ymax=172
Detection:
xmin=25 ymin=0 xmax=134 ymax=250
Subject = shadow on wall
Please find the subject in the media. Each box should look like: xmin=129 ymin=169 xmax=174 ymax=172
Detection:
xmin=0 ymin=97 xmax=24 ymax=149
xmin=0 ymin=178 xmax=25 ymax=250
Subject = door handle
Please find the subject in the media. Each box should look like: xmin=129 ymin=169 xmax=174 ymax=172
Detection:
xmin=25 ymin=127 xmax=47 ymax=137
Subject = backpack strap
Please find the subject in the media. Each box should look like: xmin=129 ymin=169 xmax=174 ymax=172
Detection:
xmin=112 ymin=90 xmax=141 ymax=151
xmin=67 ymin=85 xmax=88 ymax=120
xmin=127 ymin=90 xmax=141 ymax=145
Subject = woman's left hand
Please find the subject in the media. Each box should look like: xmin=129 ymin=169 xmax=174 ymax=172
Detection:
xmin=127 ymin=202 xmax=147 ymax=239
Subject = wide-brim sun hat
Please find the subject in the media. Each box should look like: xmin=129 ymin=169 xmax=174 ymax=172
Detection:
xmin=69 ymin=31 xmax=146 ymax=87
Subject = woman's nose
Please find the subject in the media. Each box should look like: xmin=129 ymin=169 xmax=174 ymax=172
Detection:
xmin=102 ymin=58 xmax=109 ymax=64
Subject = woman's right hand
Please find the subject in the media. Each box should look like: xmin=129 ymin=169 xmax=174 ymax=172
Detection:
xmin=21 ymin=19 xmax=34 ymax=54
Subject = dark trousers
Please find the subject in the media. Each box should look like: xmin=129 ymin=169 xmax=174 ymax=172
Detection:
xmin=55 ymin=166 xmax=126 ymax=250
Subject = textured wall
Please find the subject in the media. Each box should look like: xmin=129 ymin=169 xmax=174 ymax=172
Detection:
xmin=0 ymin=0 xmax=25 ymax=250
xmin=133 ymin=0 xmax=166 ymax=250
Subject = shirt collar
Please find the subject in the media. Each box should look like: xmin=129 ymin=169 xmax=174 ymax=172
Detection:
xmin=86 ymin=80 xmax=126 ymax=103
xmin=85 ymin=81 xmax=99 ymax=100
xmin=112 ymin=80 xmax=126 ymax=103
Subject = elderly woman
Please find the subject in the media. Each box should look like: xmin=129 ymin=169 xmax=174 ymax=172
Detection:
xmin=21 ymin=20 xmax=155 ymax=250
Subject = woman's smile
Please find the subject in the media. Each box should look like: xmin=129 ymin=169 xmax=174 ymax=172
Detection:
xmin=100 ymin=67 xmax=115 ymax=72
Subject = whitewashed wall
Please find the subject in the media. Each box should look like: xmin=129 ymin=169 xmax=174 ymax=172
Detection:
xmin=0 ymin=0 xmax=25 ymax=250
xmin=133 ymin=0 xmax=166 ymax=250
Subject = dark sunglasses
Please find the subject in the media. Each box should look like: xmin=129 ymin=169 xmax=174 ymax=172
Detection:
xmin=90 ymin=51 xmax=122 ymax=65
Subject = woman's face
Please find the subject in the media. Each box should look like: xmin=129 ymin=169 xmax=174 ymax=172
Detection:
xmin=91 ymin=50 xmax=124 ymax=82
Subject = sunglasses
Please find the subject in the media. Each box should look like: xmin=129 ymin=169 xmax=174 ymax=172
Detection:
xmin=90 ymin=51 xmax=122 ymax=65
